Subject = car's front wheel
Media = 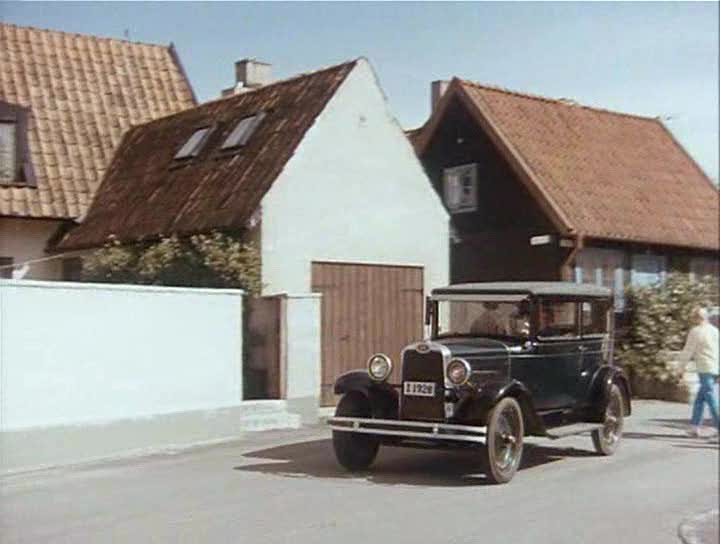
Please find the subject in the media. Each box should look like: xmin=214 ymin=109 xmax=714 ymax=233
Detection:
xmin=332 ymin=393 xmax=380 ymax=471
xmin=481 ymin=396 xmax=524 ymax=484
xmin=592 ymin=383 xmax=625 ymax=455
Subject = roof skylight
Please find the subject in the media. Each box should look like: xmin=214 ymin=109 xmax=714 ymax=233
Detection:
xmin=222 ymin=112 xmax=266 ymax=149
xmin=174 ymin=127 xmax=212 ymax=159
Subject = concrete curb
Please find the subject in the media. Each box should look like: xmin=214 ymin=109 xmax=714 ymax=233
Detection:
xmin=1 ymin=401 xmax=301 ymax=475
xmin=678 ymin=509 xmax=719 ymax=544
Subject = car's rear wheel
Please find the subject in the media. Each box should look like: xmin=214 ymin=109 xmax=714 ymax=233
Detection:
xmin=592 ymin=383 xmax=625 ymax=455
xmin=332 ymin=393 xmax=380 ymax=471
xmin=481 ymin=396 xmax=524 ymax=484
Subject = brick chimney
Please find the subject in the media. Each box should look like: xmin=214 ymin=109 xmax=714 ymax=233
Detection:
xmin=431 ymin=80 xmax=450 ymax=111
xmin=222 ymin=59 xmax=272 ymax=97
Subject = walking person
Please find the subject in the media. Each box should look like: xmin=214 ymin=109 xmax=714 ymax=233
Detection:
xmin=676 ymin=307 xmax=719 ymax=438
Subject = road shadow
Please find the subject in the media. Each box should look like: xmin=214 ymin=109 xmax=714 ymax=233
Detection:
xmin=233 ymin=438 xmax=597 ymax=487
xmin=673 ymin=442 xmax=719 ymax=451
xmin=624 ymin=431 xmax=695 ymax=441
xmin=650 ymin=417 xmax=718 ymax=430
xmin=624 ymin=427 xmax=719 ymax=450
xmin=649 ymin=417 xmax=695 ymax=430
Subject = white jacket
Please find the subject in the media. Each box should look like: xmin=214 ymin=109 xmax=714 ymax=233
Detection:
xmin=678 ymin=322 xmax=719 ymax=375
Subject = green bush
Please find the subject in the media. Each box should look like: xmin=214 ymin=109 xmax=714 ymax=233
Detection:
xmin=617 ymin=274 xmax=718 ymax=387
xmin=82 ymin=232 xmax=261 ymax=295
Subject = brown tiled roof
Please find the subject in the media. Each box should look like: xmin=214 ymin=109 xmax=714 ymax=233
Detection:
xmin=415 ymin=79 xmax=719 ymax=251
xmin=0 ymin=23 xmax=196 ymax=219
xmin=58 ymin=60 xmax=358 ymax=250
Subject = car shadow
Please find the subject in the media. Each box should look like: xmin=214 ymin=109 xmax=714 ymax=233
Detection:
xmin=233 ymin=439 xmax=597 ymax=487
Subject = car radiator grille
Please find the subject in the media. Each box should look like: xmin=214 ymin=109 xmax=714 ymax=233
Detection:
xmin=400 ymin=350 xmax=445 ymax=421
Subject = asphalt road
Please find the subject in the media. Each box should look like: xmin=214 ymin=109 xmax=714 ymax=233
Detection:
xmin=1 ymin=401 xmax=718 ymax=544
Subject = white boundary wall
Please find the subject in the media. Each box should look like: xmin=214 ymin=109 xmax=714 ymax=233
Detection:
xmin=0 ymin=280 xmax=311 ymax=473
xmin=283 ymin=294 xmax=322 ymax=423
xmin=0 ymin=280 xmax=245 ymax=431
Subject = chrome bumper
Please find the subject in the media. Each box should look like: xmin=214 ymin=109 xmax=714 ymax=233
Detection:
xmin=327 ymin=416 xmax=487 ymax=444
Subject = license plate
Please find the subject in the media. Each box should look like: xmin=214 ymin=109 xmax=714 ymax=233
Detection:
xmin=403 ymin=381 xmax=436 ymax=397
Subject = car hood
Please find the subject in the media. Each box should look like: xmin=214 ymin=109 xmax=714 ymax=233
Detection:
xmin=434 ymin=337 xmax=518 ymax=358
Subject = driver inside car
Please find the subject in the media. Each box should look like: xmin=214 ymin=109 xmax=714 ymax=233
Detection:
xmin=470 ymin=302 xmax=510 ymax=336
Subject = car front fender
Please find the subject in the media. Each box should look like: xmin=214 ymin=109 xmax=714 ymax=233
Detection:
xmin=333 ymin=370 xmax=399 ymax=419
xmin=455 ymin=379 xmax=546 ymax=435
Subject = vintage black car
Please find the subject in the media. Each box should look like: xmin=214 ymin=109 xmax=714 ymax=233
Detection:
xmin=327 ymin=282 xmax=631 ymax=484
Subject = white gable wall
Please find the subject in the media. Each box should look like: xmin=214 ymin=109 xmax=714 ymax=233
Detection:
xmin=260 ymin=59 xmax=449 ymax=297
xmin=0 ymin=218 xmax=63 ymax=280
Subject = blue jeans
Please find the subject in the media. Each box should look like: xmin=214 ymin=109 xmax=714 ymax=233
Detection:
xmin=691 ymin=373 xmax=719 ymax=427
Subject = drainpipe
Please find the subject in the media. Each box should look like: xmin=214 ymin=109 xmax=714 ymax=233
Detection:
xmin=561 ymin=233 xmax=584 ymax=281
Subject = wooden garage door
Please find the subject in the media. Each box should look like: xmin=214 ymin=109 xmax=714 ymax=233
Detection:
xmin=312 ymin=261 xmax=424 ymax=406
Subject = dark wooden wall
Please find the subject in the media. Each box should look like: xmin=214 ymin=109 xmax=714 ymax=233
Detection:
xmin=421 ymin=97 xmax=566 ymax=283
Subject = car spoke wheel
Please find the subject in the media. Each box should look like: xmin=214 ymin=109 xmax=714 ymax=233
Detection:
xmin=332 ymin=393 xmax=380 ymax=471
xmin=592 ymin=384 xmax=625 ymax=455
xmin=482 ymin=397 xmax=524 ymax=484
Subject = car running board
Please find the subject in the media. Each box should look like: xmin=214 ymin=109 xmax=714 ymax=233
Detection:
xmin=545 ymin=423 xmax=604 ymax=439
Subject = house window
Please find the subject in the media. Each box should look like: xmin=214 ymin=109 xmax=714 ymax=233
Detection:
xmin=174 ymin=127 xmax=213 ymax=159
xmin=690 ymin=256 xmax=719 ymax=280
xmin=0 ymin=122 xmax=17 ymax=183
xmin=0 ymin=256 xmax=13 ymax=279
xmin=443 ymin=163 xmax=477 ymax=213
xmin=575 ymin=248 xmax=626 ymax=310
xmin=222 ymin=112 xmax=266 ymax=149
xmin=0 ymin=101 xmax=35 ymax=186
xmin=631 ymin=254 xmax=666 ymax=288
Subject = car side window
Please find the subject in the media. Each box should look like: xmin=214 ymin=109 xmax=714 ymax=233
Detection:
xmin=537 ymin=301 xmax=579 ymax=339
xmin=582 ymin=301 xmax=610 ymax=336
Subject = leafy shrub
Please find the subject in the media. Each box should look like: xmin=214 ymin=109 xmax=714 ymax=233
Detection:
xmin=617 ymin=274 xmax=718 ymax=387
xmin=82 ymin=232 xmax=261 ymax=295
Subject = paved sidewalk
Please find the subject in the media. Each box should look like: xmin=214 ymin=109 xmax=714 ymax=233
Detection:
xmin=679 ymin=509 xmax=719 ymax=544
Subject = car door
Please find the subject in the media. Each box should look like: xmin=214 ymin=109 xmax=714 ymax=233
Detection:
xmin=513 ymin=299 xmax=582 ymax=410
xmin=575 ymin=300 xmax=612 ymax=406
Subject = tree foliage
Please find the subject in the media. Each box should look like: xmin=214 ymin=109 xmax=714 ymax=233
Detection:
xmin=617 ymin=274 xmax=718 ymax=386
xmin=82 ymin=232 xmax=261 ymax=294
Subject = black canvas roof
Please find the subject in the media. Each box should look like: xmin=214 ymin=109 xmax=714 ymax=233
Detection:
xmin=432 ymin=282 xmax=612 ymax=298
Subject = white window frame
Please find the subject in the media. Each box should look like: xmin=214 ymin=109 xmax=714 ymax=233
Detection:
xmin=443 ymin=163 xmax=477 ymax=213
xmin=222 ymin=112 xmax=266 ymax=149
xmin=574 ymin=248 xmax=626 ymax=310
xmin=0 ymin=121 xmax=17 ymax=183
xmin=174 ymin=126 xmax=212 ymax=159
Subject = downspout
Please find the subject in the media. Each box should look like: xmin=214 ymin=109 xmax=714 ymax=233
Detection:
xmin=561 ymin=233 xmax=584 ymax=281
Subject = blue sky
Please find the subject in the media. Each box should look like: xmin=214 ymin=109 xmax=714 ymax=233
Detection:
xmin=2 ymin=1 xmax=718 ymax=180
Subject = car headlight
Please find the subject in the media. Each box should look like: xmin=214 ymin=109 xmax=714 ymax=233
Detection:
xmin=367 ymin=353 xmax=392 ymax=382
xmin=447 ymin=358 xmax=471 ymax=386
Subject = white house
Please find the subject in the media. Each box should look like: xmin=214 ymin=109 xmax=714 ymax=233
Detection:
xmin=59 ymin=58 xmax=450 ymax=406
xmin=0 ymin=22 xmax=196 ymax=280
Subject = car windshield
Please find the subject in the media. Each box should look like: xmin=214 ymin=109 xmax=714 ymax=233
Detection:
xmin=436 ymin=299 xmax=530 ymax=339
